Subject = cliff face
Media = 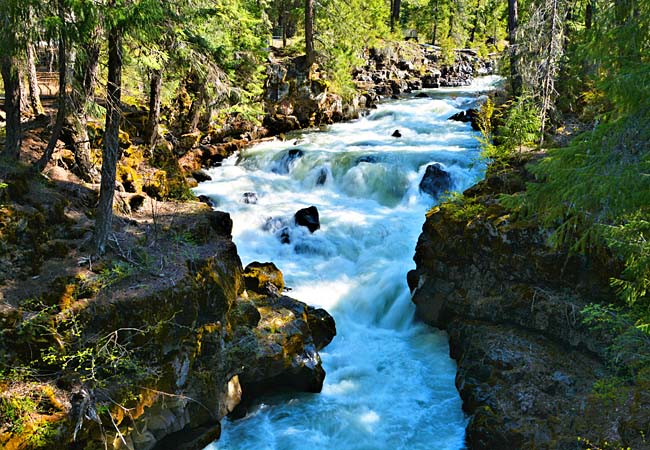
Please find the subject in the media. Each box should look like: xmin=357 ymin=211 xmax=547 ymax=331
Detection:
xmin=0 ymin=206 xmax=335 ymax=450
xmin=408 ymin=158 xmax=650 ymax=449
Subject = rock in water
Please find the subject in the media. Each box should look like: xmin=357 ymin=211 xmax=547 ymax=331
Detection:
xmin=415 ymin=92 xmax=430 ymax=98
xmin=294 ymin=206 xmax=320 ymax=233
xmin=192 ymin=169 xmax=212 ymax=182
xmin=448 ymin=108 xmax=481 ymax=131
xmin=315 ymin=168 xmax=328 ymax=185
xmin=419 ymin=163 xmax=452 ymax=197
xmin=273 ymin=148 xmax=305 ymax=174
xmin=243 ymin=261 xmax=285 ymax=296
xmin=307 ymin=306 xmax=337 ymax=350
xmin=392 ymin=129 xmax=402 ymax=138
xmin=241 ymin=192 xmax=258 ymax=204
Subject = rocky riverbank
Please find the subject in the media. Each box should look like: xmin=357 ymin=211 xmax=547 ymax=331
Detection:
xmin=408 ymin=156 xmax=650 ymax=449
xmin=263 ymin=41 xmax=495 ymax=135
xmin=0 ymin=181 xmax=335 ymax=450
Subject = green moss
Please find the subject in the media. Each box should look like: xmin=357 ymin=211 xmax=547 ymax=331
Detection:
xmin=436 ymin=192 xmax=487 ymax=223
xmin=145 ymin=142 xmax=194 ymax=200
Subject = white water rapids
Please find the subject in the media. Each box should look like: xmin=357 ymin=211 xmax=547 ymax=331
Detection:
xmin=198 ymin=76 xmax=502 ymax=450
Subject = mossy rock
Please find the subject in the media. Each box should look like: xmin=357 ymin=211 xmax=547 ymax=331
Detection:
xmin=118 ymin=130 xmax=132 ymax=149
xmin=242 ymin=262 xmax=284 ymax=296
xmin=146 ymin=143 xmax=194 ymax=200
xmin=178 ymin=131 xmax=202 ymax=154
xmin=117 ymin=164 xmax=143 ymax=194
xmin=142 ymin=169 xmax=169 ymax=200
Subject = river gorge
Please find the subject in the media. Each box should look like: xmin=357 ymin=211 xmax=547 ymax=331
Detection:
xmin=196 ymin=76 xmax=502 ymax=449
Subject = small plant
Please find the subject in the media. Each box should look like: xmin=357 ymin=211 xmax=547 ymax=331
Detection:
xmin=494 ymin=96 xmax=541 ymax=152
xmin=97 ymin=261 xmax=135 ymax=289
xmin=437 ymin=192 xmax=486 ymax=223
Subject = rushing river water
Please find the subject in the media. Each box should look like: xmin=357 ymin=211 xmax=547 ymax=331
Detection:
xmin=197 ymin=76 xmax=501 ymax=450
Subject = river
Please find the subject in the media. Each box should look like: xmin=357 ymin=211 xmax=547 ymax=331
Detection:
xmin=195 ymin=76 xmax=501 ymax=450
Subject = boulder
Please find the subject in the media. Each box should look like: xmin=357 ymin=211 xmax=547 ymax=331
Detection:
xmin=207 ymin=210 xmax=233 ymax=238
xmin=197 ymin=195 xmax=215 ymax=208
xmin=263 ymin=114 xmax=301 ymax=135
xmin=231 ymin=295 xmax=334 ymax=416
xmin=419 ymin=163 xmax=452 ymax=197
xmin=178 ymin=131 xmax=202 ymax=153
xmin=392 ymin=129 xmax=402 ymax=138
xmin=315 ymin=168 xmax=328 ymax=185
xmin=243 ymin=261 xmax=285 ymax=296
xmin=294 ymin=206 xmax=320 ymax=233
xmin=448 ymin=108 xmax=481 ymax=131
xmin=273 ymin=149 xmax=304 ymax=174
xmin=241 ymin=192 xmax=258 ymax=204
xmin=191 ymin=170 xmax=212 ymax=183
xmin=307 ymin=306 xmax=337 ymax=350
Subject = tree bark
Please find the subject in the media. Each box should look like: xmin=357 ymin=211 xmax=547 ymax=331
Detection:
xmin=37 ymin=4 xmax=68 ymax=172
xmin=508 ymin=0 xmax=522 ymax=97
xmin=431 ymin=0 xmax=440 ymax=45
xmin=305 ymin=0 xmax=315 ymax=66
xmin=469 ymin=0 xmax=481 ymax=44
xmin=94 ymin=25 xmax=123 ymax=255
xmin=26 ymin=43 xmax=44 ymax=116
xmin=585 ymin=0 xmax=593 ymax=29
xmin=188 ymin=81 xmax=206 ymax=132
xmin=71 ymin=40 xmax=101 ymax=182
xmin=145 ymin=68 xmax=162 ymax=152
xmin=390 ymin=0 xmax=402 ymax=33
xmin=1 ymin=55 xmax=22 ymax=159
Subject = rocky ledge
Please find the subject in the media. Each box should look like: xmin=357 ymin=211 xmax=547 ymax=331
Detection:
xmin=0 ymin=203 xmax=335 ymax=450
xmin=408 ymin=156 xmax=650 ymax=449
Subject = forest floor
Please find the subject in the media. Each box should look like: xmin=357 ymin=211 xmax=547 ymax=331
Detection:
xmin=0 ymin=115 xmax=235 ymax=312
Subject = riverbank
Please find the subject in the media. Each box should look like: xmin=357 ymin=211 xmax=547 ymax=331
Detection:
xmin=409 ymin=153 xmax=650 ymax=449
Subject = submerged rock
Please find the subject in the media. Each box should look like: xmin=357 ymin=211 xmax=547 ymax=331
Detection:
xmin=294 ymin=206 xmax=320 ymax=233
xmin=273 ymin=148 xmax=305 ymax=174
xmin=315 ymin=168 xmax=328 ymax=185
xmin=192 ymin=169 xmax=212 ymax=182
xmin=241 ymin=192 xmax=258 ymax=204
xmin=419 ymin=163 xmax=452 ymax=197
xmin=198 ymin=195 xmax=215 ymax=208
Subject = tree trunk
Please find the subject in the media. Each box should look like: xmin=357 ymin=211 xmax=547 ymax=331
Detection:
xmin=305 ymin=0 xmax=315 ymax=66
xmin=508 ymin=0 xmax=522 ymax=96
xmin=94 ymin=25 xmax=123 ymax=255
xmin=145 ymin=68 xmax=162 ymax=153
xmin=585 ymin=0 xmax=593 ymax=29
xmin=37 ymin=6 xmax=68 ymax=172
xmin=539 ymin=0 xmax=561 ymax=145
xmin=71 ymin=40 xmax=101 ymax=182
xmin=390 ymin=0 xmax=402 ymax=33
xmin=1 ymin=55 xmax=22 ymax=159
xmin=26 ymin=43 xmax=44 ymax=116
xmin=448 ymin=9 xmax=455 ymax=38
xmin=188 ymin=82 xmax=206 ymax=132
xmin=431 ymin=0 xmax=439 ymax=45
xmin=469 ymin=0 xmax=481 ymax=44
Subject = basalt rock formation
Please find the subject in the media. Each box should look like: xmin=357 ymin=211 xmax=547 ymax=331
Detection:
xmin=408 ymin=156 xmax=650 ymax=449
xmin=0 ymin=205 xmax=335 ymax=450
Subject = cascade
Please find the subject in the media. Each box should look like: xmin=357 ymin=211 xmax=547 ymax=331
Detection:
xmin=196 ymin=76 xmax=502 ymax=450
